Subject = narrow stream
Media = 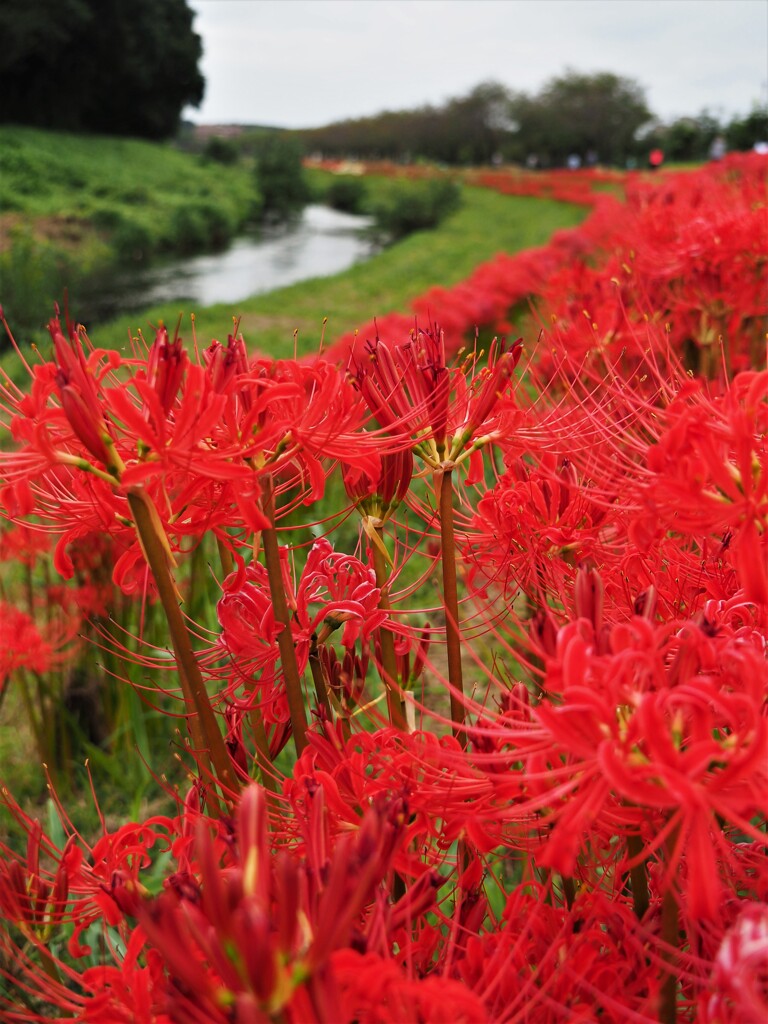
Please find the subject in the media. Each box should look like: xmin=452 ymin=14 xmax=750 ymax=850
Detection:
xmin=113 ymin=205 xmax=376 ymax=311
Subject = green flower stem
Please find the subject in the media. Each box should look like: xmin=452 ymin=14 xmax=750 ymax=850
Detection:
xmin=17 ymin=672 xmax=46 ymax=770
xmin=371 ymin=526 xmax=407 ymax=731
xmin=126 ymin=490 xmax=238 ymax=808
xmin=260 ymin=474 xmax=309 ymax=757
xmin=438 ymin=466 xmax=466 ymax=745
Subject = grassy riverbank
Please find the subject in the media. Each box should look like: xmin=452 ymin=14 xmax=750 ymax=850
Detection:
xmin=0 ymin=125 xmax=587 ymax=368
xmin=91 ymin=184 xmax=586 ymax=358
xmin=0 ymin=126 xmax=258 ymax=336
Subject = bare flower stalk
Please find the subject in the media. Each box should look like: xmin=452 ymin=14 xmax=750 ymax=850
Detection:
xmin=260 ymin=474 xmax=309 ymax=756
xmin=371 ymin=525 xmax=407 ymax=731
xmin=438 ymin=466 xmax=466 ymax=745
xmin=126 ymin=489 xmax=238 ymax=807
xmin=659 ymin=825 xmax=681 ymax=1024
xmin=248 ymin=704 xmax=278 ymax=798
xmin=216 ymin=537 xmax=234 ymax=579
xmin=627 ymin=831 xmax=650 ymax=920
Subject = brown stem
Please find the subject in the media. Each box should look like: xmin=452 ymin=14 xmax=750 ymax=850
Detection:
xmin=438 ymin=467 xmax=466 ymax=745
xmin=659 ymin=825 xmax=681 ymax=1024
xmin=260 ymin=474 xmax=308 ymax=757
xmin=561 ymin=875 xmax=576 ymax=911
xmin=371 ymin=526 xmax=407 ymax=731
xmin=309 ymin=637 xmax=332 ymax=720
xmin=248 ymin=704 xmax=278 ymax=796
xmin=126 ymin=489 xmax=238 ymax=808
xmin=627 ymin=832 xmax=650 ymax=920
xmin=217 ymin=536 xmax=234 ymax=579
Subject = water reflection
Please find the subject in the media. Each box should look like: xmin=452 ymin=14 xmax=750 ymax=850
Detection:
xmin=117 ymin=205 xmax=375 ymax=310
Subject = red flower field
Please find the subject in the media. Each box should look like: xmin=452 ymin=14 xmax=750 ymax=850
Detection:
xmin=0 ymin=154 xmax=766 ymax=1022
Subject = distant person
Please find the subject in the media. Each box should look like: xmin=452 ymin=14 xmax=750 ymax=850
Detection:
xmin=649 ymin=148 xmax=664 ymax=170
xmin=566 ymin=153 xmax=582 ymax=170
xmin=709 ymin=135 xmax=727 ymax=161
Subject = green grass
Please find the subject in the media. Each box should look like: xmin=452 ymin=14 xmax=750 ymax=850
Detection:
xmin=0 ymin=126 xmax=258 ymax=339
xmin=90 ymin=184 xmax=586 ymax=359
xmin=0 ymin=126 xmax=256 ymax=245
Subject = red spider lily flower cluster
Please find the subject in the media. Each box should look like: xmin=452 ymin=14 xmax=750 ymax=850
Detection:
xmin=0 ymin=155 xmax=766 ymax=1023
xmin=349 ymin=326 xmax=524 ymax=471
xmin=217 ymin=538 xmax=388 ymax=725
xmin=0 ymin=315 xmax=377 ymax=588
xmin=326 ymin=152 xmax=767 ymax=381
xmin=0 ymin=603 xmax=55 ymax=691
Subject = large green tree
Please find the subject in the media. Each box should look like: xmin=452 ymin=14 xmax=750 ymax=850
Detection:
xmin=510 ymin=70 xmax=652 ymax=166
xmin=0 ymin=0 xmax=204 ymax=139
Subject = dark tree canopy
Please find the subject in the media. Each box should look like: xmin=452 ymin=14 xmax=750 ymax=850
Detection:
xmin=299 ymin=82 xmax=517 ymax=167
xmin=298 ymin=73 xmax=655 ymax=167
xmin=255 ymin=133 xmax=309 ymax=221
xmin=0 ymin=0 xmax=204 ymax=139
xmin=511 ymin=70 xmax=653 ymax=165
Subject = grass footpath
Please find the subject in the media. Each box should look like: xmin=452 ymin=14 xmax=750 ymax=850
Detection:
xmin=92 ymin=184 xmax=586 ymax=358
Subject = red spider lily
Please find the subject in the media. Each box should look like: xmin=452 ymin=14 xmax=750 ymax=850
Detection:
xmin=466 ymin=451 xmax=612 ymax=601
xmin=0 ymin=826 xmax=74 ymax=947
xmin=1 ymin=157 xmax=767 ymax=1024
xmin=0 ymin=522 xmax=52 ymax=565
xmin=49 ymin=315 xmax=120 ymax=469
xmin=235 ymin=353 xmax=380 ymax=504
xmin=705 ymin=902 xmax=768 ymax=1024
xmin=0 ymin=603 xmax=55 ymax=691
xmin=1 ymin=319 xmax=379 ymax=582
xmin=219 ymin=539 xmax=387 ymax=662
xmin=331 ymin=949 xmax=487 ymax=1023
xmin=529 ymin=610 xmax=767 ymax=919
xmin=217 ymin=538 xmax=389 ymax=724
xmin=318 ymin=644 xmax=368 ymax=711
xmin=296 ymin=537 xmax=387 ymax=647
xmin=455 ymin=887 xmax=663 ymax=1023
xmin=286 ymin=724 xmax=522 ymax=868
xmin=342 ymin=447 xmax=414 ymax=525
xmin=216 ymin=558 xmax=288 ymax=724
xmin=637 ymin=370 xmax=768 ymax=603
xmin=328 ymin=155 xmax=766 ymax=378
xmin=135 ymin=784 xmax=407 ymax=1023
xmin=350 ymin=327 xmax=523 ymax=469
xmin=76 ymin=928 xmax=170 ymax=1024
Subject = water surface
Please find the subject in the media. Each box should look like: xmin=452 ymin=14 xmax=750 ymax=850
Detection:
xmin=116 ymin=204 xmax=376 ymax=311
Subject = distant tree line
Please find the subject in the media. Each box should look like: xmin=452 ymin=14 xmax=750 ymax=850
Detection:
xmin=0 ymin=0 xmax=204 ymax=139
xmin=296 ymin=73 xmax=767 ymax=167
xmin=2 ymin=0 xmax=765 ymax=168
xmin=642 ymin=108 xmax=768 ymax=163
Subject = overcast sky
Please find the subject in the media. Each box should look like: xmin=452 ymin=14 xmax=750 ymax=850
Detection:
xmin=184 ymin=0 xmax=768 ymax=128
